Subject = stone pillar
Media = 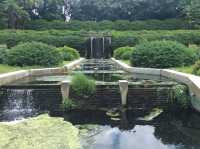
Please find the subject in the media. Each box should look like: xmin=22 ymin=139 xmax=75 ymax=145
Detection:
xmin=119 ymin=80 xmax=128 ymax=106
xmin=61 ymin=80 xmax=70 ymax=104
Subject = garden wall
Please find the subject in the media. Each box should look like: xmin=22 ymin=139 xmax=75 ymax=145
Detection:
xmin=0 ymin=58 xmax=84 ymax=86
xmin=111 ymin=58 xmax=200 ymax=112
xmin=70 ymin=83 xmax=174 ymax=111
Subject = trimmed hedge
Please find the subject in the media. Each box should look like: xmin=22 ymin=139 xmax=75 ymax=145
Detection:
xmin=130 ymin=40 xmax=198 ymax=68
xmin=1 ymin=30 xmax=200 ymax=57
xmin=56 ymin=46 xmax=80 ymax=61
xmin=114 ymin=46 xmax=134 ymax=60
xmin=6 ymin=42 xmax=62 ymax=66
xmin=0 ymin=48 xmax=7 ymax=64
xmin=24 ymin=19 xmax=191 ymax=31
xmin=0 ymin=30 xmax=86 ymax=56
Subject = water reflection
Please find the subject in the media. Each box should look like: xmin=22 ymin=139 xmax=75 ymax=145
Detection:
xmin=63 ymin=109 xmax=200 ymax=149
xmin=88 ymin=125 xmax=196 ymax=149
xmin=92 ymin=126 xmax=163 ymax=149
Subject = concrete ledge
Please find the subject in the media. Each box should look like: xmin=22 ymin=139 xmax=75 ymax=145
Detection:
xmin=0 ymin=70 xmax=29 ymax=86
xmin=111 ymin=58 xmax=161 ymax=75
xmin=111 ymin=58 xmax=200 ymax=112
xmin=29 ymin=67 xmax=65 ymax=77
xmin=0 ymin=58 xmax=85 ymax=86
xmin=64 ymin=58 xmax=85 ymax=72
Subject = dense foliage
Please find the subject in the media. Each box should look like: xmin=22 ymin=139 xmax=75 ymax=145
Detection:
xmin=0 ymin=47 xmax=7 ymax=64
xmin=71 ymin=73 xmax=96 ymax=97
xmin=114 ymin=46 xmax=134 ymax=60
xmin=0 ymin=0 xmax=199 ymax=29
xmin=56 ymin=46 xmax=80 ymax=61
xmin=6 ymin=42 xmax=62 ymax=66
xmin=71 ymin=0 xmax=184 ymax=21
xmin=130 ymin=40 xmax=197 ymax=68
xmin=173 ymin=84 xmax=190 ymax=109
xmin=2 ymin=30 xmax=200 ymax=57
xmin=24 ymin=19 xmax=191 ymax=30
xmin=193 ymin=60 xmax=200 ymax=75
xmin=184 ymin=0 xmax=200 ymax=27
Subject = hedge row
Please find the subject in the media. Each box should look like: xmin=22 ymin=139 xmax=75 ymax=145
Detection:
xmin=1 ymin=30 xmax=200 ymax=56
xmin=24 ymin=19 xmax=192 ymax=31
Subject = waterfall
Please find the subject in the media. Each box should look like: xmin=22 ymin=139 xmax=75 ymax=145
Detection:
xmin=103 ymin=37 xmax=105 ymax=58
xmin=88 ymin=36 xmax=112 ymax=59
xmin=0 ymin=89 xmax=37 ymax=121
xmin=91 ymin=37 xmax=94 ymax=59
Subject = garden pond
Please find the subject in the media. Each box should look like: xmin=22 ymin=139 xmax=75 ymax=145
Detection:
xmin=0 ymin=59 xmax=200 ymax=149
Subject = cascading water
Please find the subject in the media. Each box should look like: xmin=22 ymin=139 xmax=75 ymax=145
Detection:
xmin=0 ymin=89 xmax=38 ymax=121
xmin=88 ymin=36 xmax=112 ymax=59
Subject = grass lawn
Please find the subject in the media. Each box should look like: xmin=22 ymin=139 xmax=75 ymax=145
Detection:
xmin=173 ymin=65 xmax=194 ymax=74
xmin=0 ymin=64 xmax=43 ymax=74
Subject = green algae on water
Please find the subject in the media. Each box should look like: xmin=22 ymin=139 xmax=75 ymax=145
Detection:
xmin=0 ymin=114 xmax=82 ymax=149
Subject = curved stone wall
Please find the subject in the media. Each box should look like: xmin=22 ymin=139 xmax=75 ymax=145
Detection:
xmin=111 ymin=58 xmax=200 ymax=112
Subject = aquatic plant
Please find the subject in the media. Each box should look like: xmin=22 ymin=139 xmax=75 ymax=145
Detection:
xmin=71 ymin=73 xmax=96 ymax=97
xmin=61 ymin=98 xmax=77 ymax=110
xmin=173 ymin=84 xmax=190 ymax=109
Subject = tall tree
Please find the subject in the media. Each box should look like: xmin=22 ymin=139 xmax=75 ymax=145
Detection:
xmin=4 ymin=0 xmax=30 ymax=29
xmin=71 ymin=0 xmax=183 ymax=21
xmin=184 ymin=0 xmax=200 ymax=27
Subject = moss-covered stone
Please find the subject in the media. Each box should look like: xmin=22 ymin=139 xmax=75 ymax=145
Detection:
xmin=0 ymin=114 xmax=82 ymax=149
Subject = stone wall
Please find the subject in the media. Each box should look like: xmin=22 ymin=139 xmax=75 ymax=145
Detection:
xmin=70 ymin=84 xmax=174 ymax=110
xmin=0 ymin=58 xmax=85 ymax=86
xmin=111 ymin=58 xmax=200 ymax=112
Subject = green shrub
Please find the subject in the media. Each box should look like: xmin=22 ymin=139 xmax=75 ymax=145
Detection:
xmin=114 ymin=46 xmax=134 ymax=60
xmin=60 ymin=98 xmax=77 ymax=111
xmin=130 ymin=40 xmax=197 ymax=68
xmin=0 ymin=48 xmax=8 ymax=64
xmin=6 ymin=42 xmax=62 ymax=66
xmin=56 ymin=46 xmax=80 ymax=61
xmin=193 ymin=60 xmax=200 ymax=75
xmin=183 ymin=47 xmax=199 ymax=66
xmin=2 ymin=30 xmax=200 ymax=57
xmin=71 ymin=73 xmax=96 ymax=97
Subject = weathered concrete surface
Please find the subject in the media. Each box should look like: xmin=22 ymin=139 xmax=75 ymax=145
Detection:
xmin=0 ymin=58 xmax=84 ymax=86
xmin=0 ymin=70 xmax=29 ymax=86
xmin=162 ymin=69 xmax=200 ymax=112
xmin=61 ymin=80 xmax=70 ymax=103
xmin=64 ymin=58 xmax=85 ymax=72
xmin=29 ymin=67 xmax=65 ymax=76
xmin=111 ymin=58 xmax=200 ymax=112
xmin=119 ymin=80 xmax=128 ymax=106
xmin=111 ymin=58 xmax=161 ymax=75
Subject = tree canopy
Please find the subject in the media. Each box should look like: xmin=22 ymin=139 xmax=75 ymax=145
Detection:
xmin=0 ymin=0 xmax=199 ymax=29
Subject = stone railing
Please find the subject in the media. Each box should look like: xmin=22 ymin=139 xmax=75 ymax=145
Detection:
xmin=111 ymin=58 xmax=200 ymax=112
xmin=0 ymin=58 xmax=85 ymax=86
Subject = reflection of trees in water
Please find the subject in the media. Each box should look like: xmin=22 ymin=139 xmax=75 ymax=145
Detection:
xmin=154 ymin=112 xmax=200 ymax=148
